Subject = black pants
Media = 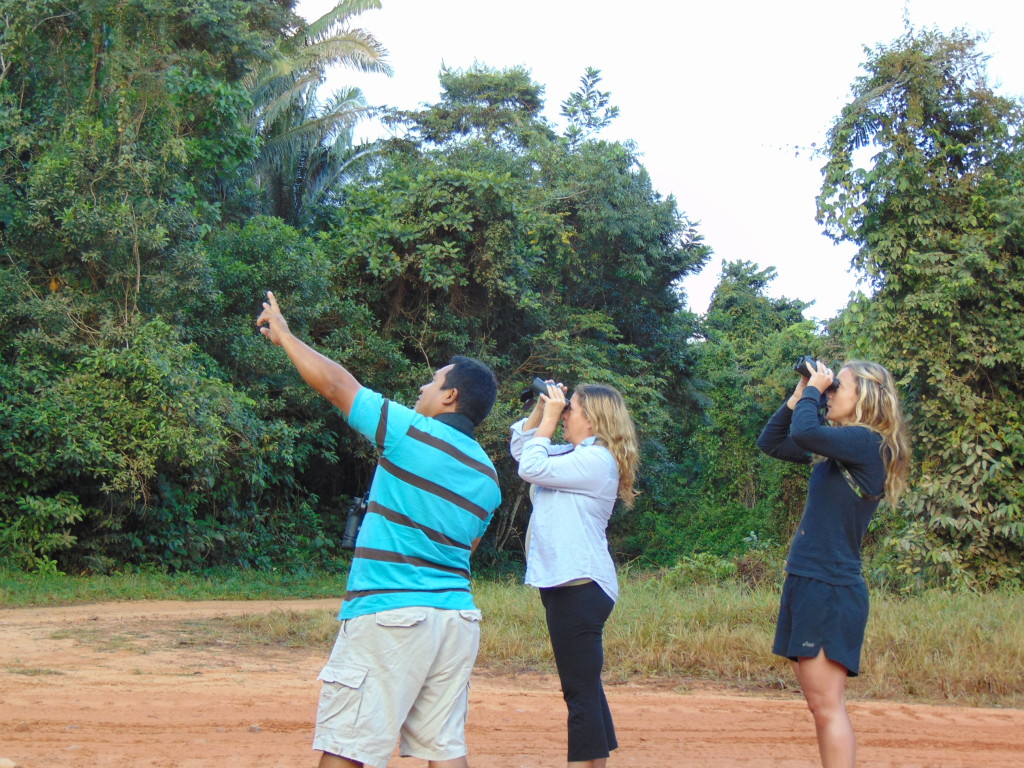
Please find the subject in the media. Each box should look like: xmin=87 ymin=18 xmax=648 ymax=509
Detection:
xmin=540 ymin=581 xmax=617 ymax=762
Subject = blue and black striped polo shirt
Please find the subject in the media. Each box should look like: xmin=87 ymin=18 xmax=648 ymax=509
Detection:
xmin=339 ymin=387 xmax=501 ymax=619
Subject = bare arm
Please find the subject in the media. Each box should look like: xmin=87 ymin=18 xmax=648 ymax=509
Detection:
xmin=256 ymin=291 xmax=361 ymax=417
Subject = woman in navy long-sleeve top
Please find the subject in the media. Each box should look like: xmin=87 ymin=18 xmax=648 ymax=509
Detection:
xmin=757 ymin=360 xmax=910 ymax=768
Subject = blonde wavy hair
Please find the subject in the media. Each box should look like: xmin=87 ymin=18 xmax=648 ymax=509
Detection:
xmin=573 ymin=384 xmax=640 ymax=507
xmin=839 ymin=361 xmax=912 ymax=503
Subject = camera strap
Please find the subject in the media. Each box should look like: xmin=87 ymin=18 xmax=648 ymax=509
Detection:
xmin=835 ymin=460 xmax=883 ymax=502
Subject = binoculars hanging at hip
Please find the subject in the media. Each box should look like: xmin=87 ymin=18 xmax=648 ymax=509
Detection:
xmin=341 ymin=495 xmax=368 ymax=549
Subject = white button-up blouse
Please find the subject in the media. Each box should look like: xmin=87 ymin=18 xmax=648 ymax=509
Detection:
xmin=510 ymin=418 xmax=620 ymax=602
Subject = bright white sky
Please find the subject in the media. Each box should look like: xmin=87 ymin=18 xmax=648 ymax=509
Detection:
xmin=296 ymin=0 xmax=1024 ymax=320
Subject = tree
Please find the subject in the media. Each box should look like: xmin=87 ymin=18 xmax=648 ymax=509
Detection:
xmin=817 ymin=28 xmax=1024 ymax=587
xmin=406 ymin=64 xmax=550 ymax=149
xmin=561 ymin=67 xmax=620 ymax=151
xmin=318 ymin=65 xmax=711 ymax=560
xmin=666 ymin=261 xmax=821 ymax=557
xmin=0 ymin=1 xmax=342 ymax=572
xmin=247 ymin=0 xmax=392 ymax=225
xmin=703 ymin=261 xmax=812 ymax=368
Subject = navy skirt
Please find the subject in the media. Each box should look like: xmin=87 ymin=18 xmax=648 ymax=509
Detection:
xmin=773 ymin=573 xmax=869 ymax=676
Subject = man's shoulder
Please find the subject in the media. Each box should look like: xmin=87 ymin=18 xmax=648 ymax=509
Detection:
xmin=349 ymin=387 xmax=416 ymax=438
xmin=412 ymin=413 xmax=491 ymax=455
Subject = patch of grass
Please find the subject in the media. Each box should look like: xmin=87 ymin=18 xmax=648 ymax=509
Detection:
xmin=5 ymin=660 xmax=64 ymax=676
xmin=221 ymin=609 xmax=339 ymax=648
xmin=862 ymin=588 xmax=1024 ymax=704
xmin=50 ymin=626 xmax=152 ymax=654
xmin=474 ymin=577 xmax=551 ymax=673
xmin=216 ymin=575 xmax=1024 ymax=705
xmin=471 ymin=573 xmax=785 ymax=687
xmin=44 ymin=612 xmax=337 ymax=654
xmin=474 ymin=574 xmax=1024 ymax=706
xmin=0 ymin=564 xmax=352 ymax=608
xmin=601 ymin=578 xmax=783 ymax=691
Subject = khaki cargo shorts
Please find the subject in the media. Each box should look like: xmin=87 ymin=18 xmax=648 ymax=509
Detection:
xmin=313 ymin=606 xmax=482 ymax=767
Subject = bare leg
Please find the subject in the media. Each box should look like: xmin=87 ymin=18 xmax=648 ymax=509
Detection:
xmin=794 ymin=650 xmax=855 ymax=768
xmin=319 ymin=752 xmax=362 ymax=768
xmin=429 ymin=759 xmax=469 ymax=768
xmin=568 ymin=760 xmax=607 ymax=768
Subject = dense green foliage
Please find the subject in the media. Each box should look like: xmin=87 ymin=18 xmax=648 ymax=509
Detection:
xmin=0 ymin=3 xmax=714 ymax=573
xmin=817 ymin=29 xmax=1024 ymax=588
xmin=247 ymin=0 xmax=391 ymax=225
xmin=1 ymin=7 xmax=1020 ymax=589
xmin=312 ymin=63 xmax=711 ymax=561
xmin=671 ymin=262 xmax=825 ymax=557
xmin=0 ymin=1 xmax=342 ymax=571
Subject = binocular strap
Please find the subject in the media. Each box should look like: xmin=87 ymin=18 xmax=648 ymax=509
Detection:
xmin=834 ymin=460 xmax=883 ymax=503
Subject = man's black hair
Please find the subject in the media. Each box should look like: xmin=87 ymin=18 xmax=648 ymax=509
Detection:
xmin=443 ymin=355 xmax=498 ymax=426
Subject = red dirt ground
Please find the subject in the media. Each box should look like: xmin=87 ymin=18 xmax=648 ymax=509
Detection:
xmin=2 ymin=599 xmax=1023 ymax=767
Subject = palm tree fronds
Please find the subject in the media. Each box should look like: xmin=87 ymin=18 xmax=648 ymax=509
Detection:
xmin=245 ymin=1 xmax=389 ymax=224
xmin=301 ymin=32 xmax=393 ymax=76
xmin=302 ymin=0 xmax=384 ymax=44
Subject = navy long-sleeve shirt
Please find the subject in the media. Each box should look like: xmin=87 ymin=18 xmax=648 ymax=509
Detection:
xmin=756 ymin=386 xmax=886 ymax=585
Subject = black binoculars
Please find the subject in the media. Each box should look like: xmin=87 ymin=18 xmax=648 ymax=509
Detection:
xmin=519 ymin=377 xmax=569 ymax=405
xmin=793 ymin=355 xmax=838 ymax=392
xmin=341 ymin=495 xmax=368 ymax=549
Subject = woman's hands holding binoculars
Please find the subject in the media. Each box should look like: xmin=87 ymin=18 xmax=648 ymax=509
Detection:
xmin=789 ymin=356 xmax=836 ymax=410
xmin=522 ymin=379 xmax=569 ymax=433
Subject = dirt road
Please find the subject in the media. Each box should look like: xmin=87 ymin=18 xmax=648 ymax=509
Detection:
xmin=2 ymin=600 xmax=1022 ymax=767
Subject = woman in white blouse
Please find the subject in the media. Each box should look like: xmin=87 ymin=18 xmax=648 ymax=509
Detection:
xmin=510 ymin=382 xmax=639 ymax=768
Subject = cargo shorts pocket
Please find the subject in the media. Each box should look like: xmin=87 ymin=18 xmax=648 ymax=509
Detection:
xmin=316 ymin=662 xmax=369 ymax=729
xmin=374 ymin=608 xmax=428 ymax=628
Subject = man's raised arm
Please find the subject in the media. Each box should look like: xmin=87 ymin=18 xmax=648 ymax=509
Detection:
xmin=256 ymin=291 xmax=361 ymax=417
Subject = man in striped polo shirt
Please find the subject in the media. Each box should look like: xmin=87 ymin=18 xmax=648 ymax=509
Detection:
xmin=257 ymin=291 xmax=501 ymax=768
